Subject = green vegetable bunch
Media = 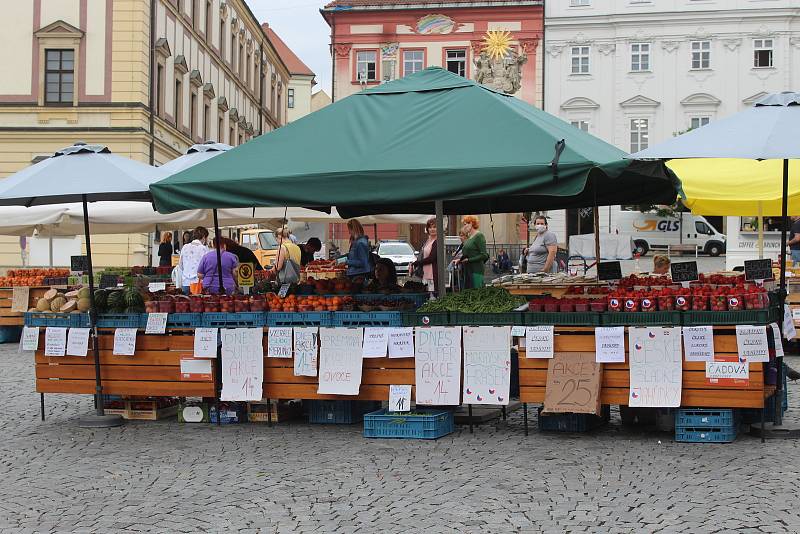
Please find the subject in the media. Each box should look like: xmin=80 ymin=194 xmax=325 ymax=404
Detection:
xmin=418 ymin=286 xmax=525 ymax=313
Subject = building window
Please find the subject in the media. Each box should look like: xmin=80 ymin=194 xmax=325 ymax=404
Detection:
xmin=630 ymin=43 xmax=650 ymax=72
xmin=192 ymin=0 xmax=200 ymax=29
xmin=570 ymin=120 xmax=589 ymax=132
xmin=381 ymin=60 xmax=395 ymax=82
xmin=219 ymin=19 xmax=225 ymax=57
xmin=204 ymin=103 xmax=211 ymax=141
xmin=190 ymin=91 xmax=198 ymax=139
xmin=229 ymin=125 xmax=235 ymax=146
xmin=754 ymin=39 xmax=773 ymax=68
xmin=238 ymin=132 xmax=244 ymax=145
xmin=571 ymin=46 xmax=590 ymax=74
xmin=402 ymin=50 xmax=424 ymax=76
xmin=690 ymin=116 xmax=710 ymax=130
xmin=205 ymin=0 xmax=212 ymax=41
xmin=287 ymin=88 xmax=294 ymax=109
xmin=45 ymin=49 xmax=74 ymax=105
xmin=691 ymin=41 xmax=710 ymax=70
xmin=239 ymin=44 xmax=245 ymax=79
xmin=246 ymin=52 xmax=252 ymax=88
xmin=218 ymin=115 xmax=224 ymax=143
xmin=570 ymin=0 xmax=590 ymax=5
xmin=174 ymin=78 xmax=183 ymax=128
xmin=356 ymin=50 xmax=377 ymax=82
xmin=231 ymin=33 xmax=237 ymax=70
xmin=445 ymin=49 xmax=467 ymax=77
xmin=630 ymin=118 xmax=649 ymax=153
xmin=155 ymin=64 xmax=165 ymax=116
xmin=277 ymin=91 xmax=282 ymax=122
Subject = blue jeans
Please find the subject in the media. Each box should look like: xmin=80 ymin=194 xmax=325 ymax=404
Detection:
xmin=792 ymin=250 xmax=800 ymax=264
xmin=182 ymin=285 xmax=191 ymax=295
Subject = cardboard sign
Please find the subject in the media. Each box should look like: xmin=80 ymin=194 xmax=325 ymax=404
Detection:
xmin=670 ymin=261 xmax=699 ymax=283
xmin=706 ymin=355 xmax=749 ymax=386
xmin=66 ymin=328 xmax=90 ymax=357
xmin=44 ymin=327 xmax=67 ymax=357
xmin=682 ymin=326 xmax=715 ymax=362
xmin=543 ymin=352 xmax=602 ymax=414
xmin=193 ymin=328 xmax=218 ymax=358
xmin=70 ymin=255 xmax=89 ymax=273
xmin=11 ymin=286 xmax=29 ymax=312
xmin=113 ymin=328 xmax=137 ymax=356
xmin=414 ymin=326 xmax=461 ymax=406
xmin=317 ymin=328 xmax=364 ymax=395
xmin=293 ymin=327 xmax=318 ymax=377
xmin=462 ymin=326 xmax=511 ymax=406
xmin=267 ymin=327 xmax=293 ymax=358
xmin=237 ymin=262 xmax=255 ymax=288
xmin=388 ymin=328 xmax=414 ymax=358
xmin=20 ymin=326 xmax=39 ymax=351
xmin=736 ymin=325 xmax=769 ymax=362
xmin=595 ymin=326 xmax=625 ymax=363
xmin=180 ymin=358 xmax=213 ymax=381
xmin=145 ymin=313 xmax=168 ymax=335
xmin=525 ymin=326 xmax=554 ymax=359
xmin=628 ymin=327 xmax=682 ymax=407
xmin=220 ymin=328 xmax=264 ymax=401
xmin=389 ymin=384 xmax=412 ymax=412
xmin=770 ymin=323 xmax=784 ymax=358
xmin=362 ymin=328 xmax=389 ymax=359
xmin=744 ymin=258 xmax=772 ymax=281
xmin=597 ymin=261 xmax=622 ymax=281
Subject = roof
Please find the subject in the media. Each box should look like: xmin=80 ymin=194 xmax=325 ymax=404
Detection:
xmin=323 ymin=0 xmax=541 ymax=10
xmin=264 ymin=26 xmax=315 ymax=77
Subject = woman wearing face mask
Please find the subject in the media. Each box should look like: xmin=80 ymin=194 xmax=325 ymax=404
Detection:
xmin=524 ymin=216 xmax=558 ymax=274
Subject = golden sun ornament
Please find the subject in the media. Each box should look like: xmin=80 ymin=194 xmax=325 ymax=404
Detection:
xmin=482 ymin=30 xmax=513 ymax=61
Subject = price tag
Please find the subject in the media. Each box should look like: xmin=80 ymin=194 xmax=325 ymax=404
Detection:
xmin=70 ymin=255 xmax=89 ymax=273
xmin=148 ymin=282 xmax=166 ymax=293
xmin=66 ymin=328 xmax=90 ymax=357
xmin=44 ymin=327 xmax=67 ymax=357
xmin=193 ymin=327 xmax=218 ymax=358
xmin=670 ymin=261 xmax=699 ymax=283
xmin=113 ymin=328 xmax=137 ymax=356
xmin=20 ymin=326 xmax=39 ymax=351
xmin=145 ymin=313 xmax=168 ymax=334
xmin=771 ymin=323 xmax=785 ymax=358
xmin=744 ymin=259 xmax=772 ymax=282
xmin=278 ymin=284 xmax=290 ymax=298
xmin=389 ymin=384 xmax=412 ymax=412
xmin=511 ymin=325 xmax=526 ymax=337
xmin=11 ymin=286 xmax=29 ymax=312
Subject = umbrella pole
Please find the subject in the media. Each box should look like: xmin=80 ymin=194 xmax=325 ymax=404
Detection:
xmin=78 ymin=195 xmax=123 ymax=428
xmin=435 ymin=201 xmax=446 ymax=297
xmin=213 ymin=209 xmax=224 ymax=294
xmin=776 ymin=159 xmax=789 ymax=427
xmin=758 ymin=203 xmax=764 ymax=260
xmin=48 ymin=228 xmax=53 ymax=267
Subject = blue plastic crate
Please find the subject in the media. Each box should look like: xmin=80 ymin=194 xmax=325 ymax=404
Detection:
xmin=167 ymin=313 xmax=203 ymax=328
xmin=308 ymin=400 xmax=381 ymax=424
xmin=363 ymin=409 xmax=454 ymax=440
xmin=332 ymin=312 xmax=402 ymax=327
xmin=675 ymin=408 xmax=737 ymax=428
xmin=267 ymin=312 xmax=332 ymax=327
xmin=201 ymin=312 xmax=266 ymax=328
xmin=25 ymin=312 xmax=72 ymax=327
xmin=96 ymin=313 xmax=144 ymax=328
xmin=675 ymin=426 xmax=738 ymax=443
xmin=537 ymin=406 xmax=609 ymax=432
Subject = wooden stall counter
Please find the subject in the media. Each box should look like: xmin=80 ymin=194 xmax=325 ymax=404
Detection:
xmin=0 ymin=287 xmax=51 ymax=326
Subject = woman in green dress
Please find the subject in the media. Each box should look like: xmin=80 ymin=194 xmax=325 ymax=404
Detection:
xmin=457 ymin=215 xmax=489 ymax=288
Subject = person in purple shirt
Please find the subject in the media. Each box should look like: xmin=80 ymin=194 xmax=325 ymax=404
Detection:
xmin=196 ymin=238 xmax=239 ymax=294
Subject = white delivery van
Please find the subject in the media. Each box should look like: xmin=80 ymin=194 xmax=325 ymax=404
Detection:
xmin=615 ymin=212 xmax=726 ymax=257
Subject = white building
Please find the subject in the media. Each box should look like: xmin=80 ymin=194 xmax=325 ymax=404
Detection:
xmin=544 ymin=0 xmax=800 ymax=262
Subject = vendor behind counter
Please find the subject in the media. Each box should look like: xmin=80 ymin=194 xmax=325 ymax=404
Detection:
xmin=220 ymin=237 xmax=264 ymax=270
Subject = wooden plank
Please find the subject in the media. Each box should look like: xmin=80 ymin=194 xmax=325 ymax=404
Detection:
xmin=265 ymin=367 xmax=414 ymax=385
xmin=0 ymin=309 xmax=23 ymax=317
xmin=263 ymin=357 xmax=415 ymax=369
xmin=36 ymin=379 xmax=215 ymax=396
xmin=520 ymin=368 xmax=763 ymax=390
xmin=263 ymin=383 xmax=413 ymax=401
xmin=35 ymin=350 xmax=192 ymax=366
xmin=0 ymin=317 xmax=23 ymax=326
xmin=97 ymin=335 xmax=169 ymax=351
xmin=35 ymin=364 xmax=210 ymax=382
xmin=520 ymin=386 xmax=765 ymax=408
xmin=168 ymin=335 xmax=195 ymax=351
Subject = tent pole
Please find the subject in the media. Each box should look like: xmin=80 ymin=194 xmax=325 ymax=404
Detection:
xmin=435 ymin=201 xmax=446 ymax=297
xmin=213 ymin=209 xmax=224 ymax=294
xmin=593 ymin=180 xmax=600 ymax=268
xmin=48 ymin=227 xmax=53 ymax=267
xmin=780 ymin=159 xmax=789 ymax=298
xmin=758 ymin=203 xmax=764 ymax=260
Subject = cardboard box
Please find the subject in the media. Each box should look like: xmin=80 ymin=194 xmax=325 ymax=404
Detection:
xmin=247 ymin=399 xmax=303 ymax=423
xmin=178 ymin=403 xmax=210 ymax=423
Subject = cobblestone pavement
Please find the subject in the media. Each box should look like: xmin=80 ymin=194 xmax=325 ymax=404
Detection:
xmin=2 ymin=345 xmax=800 ymax=533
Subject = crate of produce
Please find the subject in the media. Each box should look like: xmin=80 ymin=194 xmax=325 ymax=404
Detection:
xmin=449 ymin=312 xmax=523 ymax=326
xmin=537 ymin=406 xmax=609 ymax=432
xmin=684 ymin=310 xmax=771 ymax=326
xmin=247 ymin=399 xmax=303 ymax=423
xmin=602 ymin=311 xmax=682 ymax=326
xmin=167 ymin=313 xmax=203 ymax=328
xmin=96 ymin=313 xmax=144 ymax=328
xmin=332 ymin=312 xmax=403 ymax=327
xmin=308 ymin=400 xmax=381 ymax=424
xmin=267 ymin=312 xmax=332 ymax=327
xmin=201 ymin=312 xmax=266 ymax=328
xmin=352 ymin=293 xmax=429 ymax=309
xmin=401 ymin=312 xmax=450 ymax=327
xmin=675 ymin=426 xmax=738 ymax=443
xmin=363 ymin=409 xmax=454 ymax=440
xmin=675 ymin=408 xmax=737 ymax=428
xmin=25 ymin=312 xmax=82 ymax=328
xmin=522 ymin=312 xmax=601 ymax=326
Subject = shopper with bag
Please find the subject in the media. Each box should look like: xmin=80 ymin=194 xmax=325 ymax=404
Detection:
xmin=270 ymin=226 xmax=302 ymax=284
xmin=345 ymin=219 xmax=373 ymax=281
xmin=197 ymin=237 xmax=238 ymax=294
xmin=177 ymin=226 xmax=209 ymax=294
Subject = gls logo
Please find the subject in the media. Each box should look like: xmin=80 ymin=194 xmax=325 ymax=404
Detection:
xmin=633 ymin=219 xmax=680 ymax=232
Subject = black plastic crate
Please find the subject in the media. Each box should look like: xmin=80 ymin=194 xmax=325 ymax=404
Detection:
xmin=308 ymin=400 xmax=382 ymax=424
xmin=522 ymin=312 xmax=601 ymax=326
xmin=537 ymin=405 xmax=610 ymax=432
xmin=401 ymin=312 xmax=450 ymax=327
xmin=602 ymin=311 xmax=682 ymax=326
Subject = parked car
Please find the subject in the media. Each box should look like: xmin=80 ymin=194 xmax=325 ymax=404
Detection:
xmin=376 ymin=240 xmax=417 ymax=273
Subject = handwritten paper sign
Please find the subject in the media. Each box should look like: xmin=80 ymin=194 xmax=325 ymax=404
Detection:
xmin=113 ymin=328 xmax=137 ymax=356
xmin=770 ymin=323 xmax=784 ymax=358
xmin=511 ymin=325 xmax=526 ymax=337
xmin=145 ymin=313 xmax=168 ymax=334
xmin=389 ymin=384 xmax=412 ymax=412
xmin=44 ymin=327 xmax=67 ymax=357
xmin=415 ymin=326 xmax=461 ymax=406
xmin=220 ymin=328 xmax=263 ymax=401
xmin=525 ymin=326 xmax=554 ymax=359
xmin=66 ymin=328 xmax=90 ymax=357
xmin=736 ymin=325 xmax=769 ymax=362
xmin=293 ymin=327 xmax=318 ymax=377
xmin=706 ymin=356 xmax=749 ymax=386
xmin=543 ymin=352 xmax=602 ymax=414
xmin=463 ymin=326 xmax=511 ymax=406
xmin=11 ymin=286 xmax=29 ymax=312
xmin=388 ymin=328 xmax=414 ymax=358
xmin=362 ymin=328 xmax=389 ymax=358
xmin=682 ymin=326 xmax=715 ymax=362
xmin=148 ymin=282 xmax=166 ymax=293
xmin=317 ymin=328 xmax=363 ymax=395
xmin=595 ymin=327 xmax=625 ymax=363
xmin=267 ymin=327 xmax=293 ymax=358
xmin=193 ymin=328 xmax=218 ymax=358
xmin=628 ymin=327 xmax=682 ymax=407
xmin=20 ymin=327 xmax=39 ymax=351
xmin=180 ymin=358 xmax=213 ymax=381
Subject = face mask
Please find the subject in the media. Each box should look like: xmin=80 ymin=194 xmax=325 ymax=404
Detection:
xmin=535 ymin=224 xmax=547 ymax=233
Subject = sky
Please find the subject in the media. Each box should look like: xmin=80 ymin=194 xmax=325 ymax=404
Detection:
xmin=247 ymin=1 xmax=333 ymax=95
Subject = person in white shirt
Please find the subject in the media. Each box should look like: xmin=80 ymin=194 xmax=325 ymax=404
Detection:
xmin=177 ymin=226 xmax=209 ymax=293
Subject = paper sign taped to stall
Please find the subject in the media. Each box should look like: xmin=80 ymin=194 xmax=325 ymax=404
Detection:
xmin=706 ymin=355 xmax=749 ymax=386
xmin=543 ymin=351 xmax=602 ymax=415
xmin=66 ymin=328 xmax=90 ymax=357
xmin=525 ymin=326 xmax=554 ymax=359
xmin=628 ymin=327 xmax=682 ymax=407
xmin=11 ymin=286 xmax=29 ymax=312
xmin=220 ymin=328 xmax=263 ymax=401
xmin=388 ymin=328 xmax=414 ymax=358
xmin=792 ymin=308 xmax=800 ymax=321
xmin=462 ymin=326 xmax=511 ymax=406
xmin=145 ymin=313 xmax=168 ymax=335
xmin=113 ymin=328 xmax=137 ymax=356
xmin=511 ymin=325 xmax=526 ymax=337
xmin=682 ymin=326 xmax=715 ymax=362
xmin=267 ymin=327 xmax=293 ymax=358
xmin=415 ymin=326 xmax=461 ymax=406
xmin=317 ymin=328 xmax=363 ymax=395
xmin=180 ymin=358 xmax=213 ymax=381
xmin=44 ymin=327 xmax=67 ymax=357
xmin=362 ymin=328 xmax=388 ymax=359
xmin=293 ymin=327 xmax=318 ymax=377
xmin=20 ymin=327 xmax=39 ymax=351
xmin=193 ymin=328 xmax=218 ymax=358
xmin=148 ymin=282 xmax=166 ymax=293
xmin=736 ymin=325 xmax=769 ymax=362
xmin=389 ymin=385 xmax=412 ymax=412
xmin=770 ymin=323 xmax=784 ymax=357
xmin=595 ymin=327 xmax=625 ymax=363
